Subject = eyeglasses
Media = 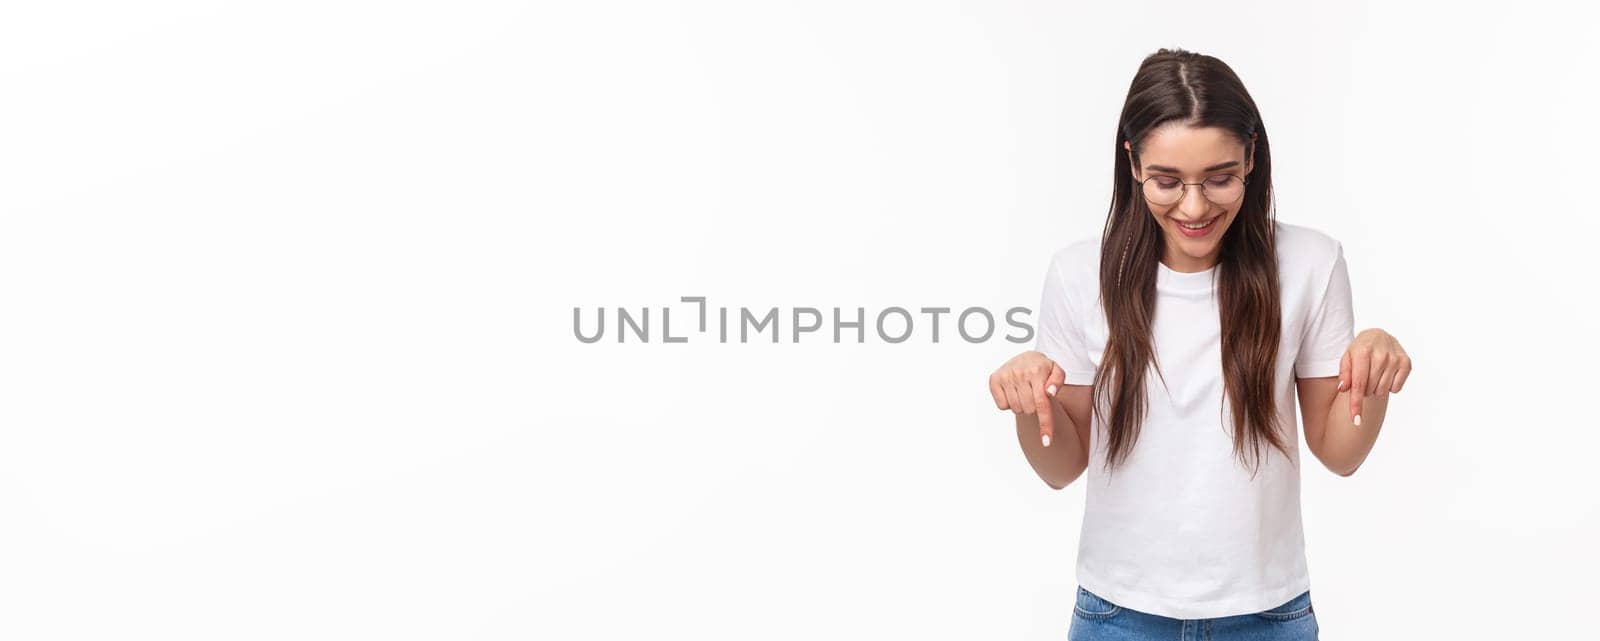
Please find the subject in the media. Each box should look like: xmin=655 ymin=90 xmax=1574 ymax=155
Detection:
xmin=1140 ymin=174 xmax=1248 ymax=206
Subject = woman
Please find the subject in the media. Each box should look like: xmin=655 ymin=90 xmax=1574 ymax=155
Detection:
xmin=988 ymin=48 xmax=1412 ymax=640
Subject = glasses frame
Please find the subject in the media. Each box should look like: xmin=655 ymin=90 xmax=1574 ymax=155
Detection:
xmin=1138 ymin=173 xmax=1250 ymax=206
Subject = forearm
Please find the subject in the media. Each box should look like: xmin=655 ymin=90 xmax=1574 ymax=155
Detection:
xmin=1316 ymin=389 xmax=1390 ymax=476
xmin=1015 ymin=399 xmax=1087 ymax=489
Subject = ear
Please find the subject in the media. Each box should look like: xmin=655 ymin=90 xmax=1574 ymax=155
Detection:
xmin=1124 ymin=140 xmax=1140 ymax=181
xmin=1245 ymin=134 xmax=1257 ymax=177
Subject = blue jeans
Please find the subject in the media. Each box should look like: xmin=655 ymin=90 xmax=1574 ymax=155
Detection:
xmin=1068 ymin=586 xmax=1319 ymax=641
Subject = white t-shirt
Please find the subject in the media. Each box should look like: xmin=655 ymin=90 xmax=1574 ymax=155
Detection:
xmin=1033 ymin=219 xmax=1354 ymax=619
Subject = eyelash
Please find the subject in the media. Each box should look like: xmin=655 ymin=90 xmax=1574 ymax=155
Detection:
xmin=1152 ymin=174 xmax=1235 ymax=183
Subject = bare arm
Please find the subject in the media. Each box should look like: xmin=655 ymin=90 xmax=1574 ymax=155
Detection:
xmin=1298 ymin=329 xmax=1409 ymax=476
xmin=1297 ymin=376 xmax=1388 ymax=476
xmin=1015 ymin=385 xmax=1092 ymax=489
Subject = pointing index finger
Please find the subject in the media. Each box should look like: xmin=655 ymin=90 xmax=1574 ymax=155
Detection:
xmin=1037 ymin=365 xmax=1065 ymax=447
xmin=1349 ymin=349 xmax=1368 ymax=426
xmin=1034 ymin=376 xmax=1053 ymax=447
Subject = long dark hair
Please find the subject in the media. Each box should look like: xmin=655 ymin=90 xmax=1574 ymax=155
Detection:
xmin=1092 ymin=48 xmax=1287 ymax=479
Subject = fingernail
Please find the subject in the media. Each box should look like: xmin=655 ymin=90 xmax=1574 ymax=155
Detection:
xmin=1354 ymin=414 xmax=1362 ymax=426
xmin=1042 ymin=433 xmax=1052 ymax=447
xmin=1338 ymin=379 xmax=1346 ymax=391
xmin=1047 ymin=384 xmax=1058 ymax=396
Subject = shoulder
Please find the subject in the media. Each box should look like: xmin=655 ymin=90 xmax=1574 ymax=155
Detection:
xmin=1040 ymin=235 xmax=1102 ymax=305
xmin=1047 ymin=234 xmax=1103 ymax=278
xmin=1274 ymin=220 xmax=1349 ymax=307
xmin=1274 ymin=219 xmax=1344 ymax=272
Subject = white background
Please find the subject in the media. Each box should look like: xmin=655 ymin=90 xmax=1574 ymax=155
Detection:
xmin=3 ymin=1 xmax=1596 ymax=639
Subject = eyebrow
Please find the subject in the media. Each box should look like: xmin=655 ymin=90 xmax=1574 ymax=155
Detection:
xmin=1144 ymin=160 xmax=1240 ymax=174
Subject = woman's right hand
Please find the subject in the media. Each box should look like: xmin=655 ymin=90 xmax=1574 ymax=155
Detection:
xmin=989 ymin=350 xmax=1066 ymax=447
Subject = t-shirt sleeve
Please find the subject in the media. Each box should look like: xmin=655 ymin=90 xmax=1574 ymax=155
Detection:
xmin=1034 ymin=251 xmax=1098 ymax=385
xmin=1294 ymin=241 xmax=1355 ymax=379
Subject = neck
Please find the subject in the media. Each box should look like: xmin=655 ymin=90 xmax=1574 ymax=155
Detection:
xmin=1162 ymin=248 xmax=1218 ymax=273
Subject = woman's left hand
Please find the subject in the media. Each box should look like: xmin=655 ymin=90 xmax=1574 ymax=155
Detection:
xmin=1339 ymin=328 xmax=1412 ymax=423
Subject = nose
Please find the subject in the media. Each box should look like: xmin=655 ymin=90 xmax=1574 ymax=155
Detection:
xmin=1179 ymin=183 xmax=1211 ymax=218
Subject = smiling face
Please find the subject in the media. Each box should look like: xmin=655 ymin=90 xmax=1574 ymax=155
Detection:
xmin=1126 ymin=123 xmax=1256 ymax=273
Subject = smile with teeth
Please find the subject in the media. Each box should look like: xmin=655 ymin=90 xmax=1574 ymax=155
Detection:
xmin=1177 ymin=217 xmax=1216 ymax=230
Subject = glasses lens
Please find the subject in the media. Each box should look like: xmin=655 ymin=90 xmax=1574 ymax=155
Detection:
xmin=1143 ymin=176 xmax=1183 ymax=205
xmin=1202 ymin=175 xmax=1245 ymax=204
